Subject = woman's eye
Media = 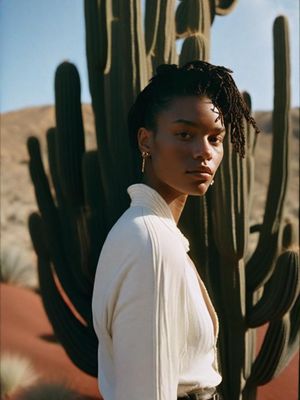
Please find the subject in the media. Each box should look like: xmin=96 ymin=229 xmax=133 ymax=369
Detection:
xmin=209 ymin=135 xmax=224 ymax=145
xmin=176 ymin=131 xmax=192 ymax=140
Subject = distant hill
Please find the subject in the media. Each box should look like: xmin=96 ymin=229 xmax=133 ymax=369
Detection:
xmin=254 ymin=107 xmax=299 ymax=137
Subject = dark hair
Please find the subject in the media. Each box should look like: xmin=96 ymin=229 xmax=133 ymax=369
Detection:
xmin=128 ymin=60 xmax=259 ymax=158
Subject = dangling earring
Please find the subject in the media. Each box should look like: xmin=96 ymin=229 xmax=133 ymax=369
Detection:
xmin=210 ymin=179 xmax=215 ymax=186
xmin=141 ymin=151 xmax=150 ymax=173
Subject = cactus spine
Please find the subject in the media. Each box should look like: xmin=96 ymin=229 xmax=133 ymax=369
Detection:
xmin=27 ymin=2 xmax=299 ymax=398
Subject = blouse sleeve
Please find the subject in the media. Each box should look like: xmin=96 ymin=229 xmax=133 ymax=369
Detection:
xmin=107 ymin=220 xmax=187 ymax=400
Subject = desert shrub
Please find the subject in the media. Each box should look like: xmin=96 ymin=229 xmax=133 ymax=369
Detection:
xmin=0 ymin=245 xmax=38 ymax=289
xmin=18 ymin=381 xmax=84 ymax=400
xmin=0 ymin=352 xmax=38 ymax=398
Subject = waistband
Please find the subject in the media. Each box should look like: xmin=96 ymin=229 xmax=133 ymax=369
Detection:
xmin=178 ymin=388 xmax=222 ymax=400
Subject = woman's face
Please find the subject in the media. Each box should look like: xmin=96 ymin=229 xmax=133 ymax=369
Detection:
xmin=138 ymin=95 xmax=225 ymax=201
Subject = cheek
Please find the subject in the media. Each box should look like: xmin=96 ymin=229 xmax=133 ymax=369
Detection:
xmin=154 ymin=140 xmax=187 ymax=163
xmin=213 ymin=146 xmax=224 ymax=168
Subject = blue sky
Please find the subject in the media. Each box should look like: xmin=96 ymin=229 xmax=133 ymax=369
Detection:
xmin=0 ymin=0 xmax=299 ymax=113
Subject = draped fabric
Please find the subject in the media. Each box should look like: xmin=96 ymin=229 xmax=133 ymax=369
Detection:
xmin=92 ymin=183 xmax=221 ymax=400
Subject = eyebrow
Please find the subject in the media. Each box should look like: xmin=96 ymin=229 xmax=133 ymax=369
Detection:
xmin=172 ymin=119 xmax=226 ymax=134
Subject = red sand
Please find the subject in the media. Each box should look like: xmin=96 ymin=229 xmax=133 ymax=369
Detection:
xmin=1 ymin=283 xmax=298 ymax=399
xmin=0 ymin=283 xmax=100 ymax=399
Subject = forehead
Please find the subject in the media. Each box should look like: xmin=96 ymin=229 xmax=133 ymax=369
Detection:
xmin=156 ymin=95 xmax=223 ymax=128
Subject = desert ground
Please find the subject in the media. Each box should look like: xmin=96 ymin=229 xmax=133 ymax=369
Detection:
xmin=1 ymin=105 xmax=299 ymax=399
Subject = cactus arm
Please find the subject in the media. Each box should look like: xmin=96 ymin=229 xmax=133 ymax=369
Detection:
xmin=289 ymin=296 xmax=300 ymax=346
xmin=179 ymin=34 xmax=209 ymax=65
xmin=118 ymin=0 xmax=148 ymax=104
xmin=85 ymin=0 xmax=112 ymax=74
xmin=274 ymin=296 xmax=300 ymax=376
xmin=47 ymin=122 xmax=94 ymax=295
xmin=176 ymin=0 xmax=212 ymax=40
xmin=102 ymin=0 xmax=147 ymax=225
xmin=84 ymin=0 xmax=110 ymax=139
xmin=246 ymin=15 xmax=291 ymax=292
xmin=211 ymin=128 xmax=249 ymax=261
xmin=215 ymin=0 xmax=238 ymax=16
xmin=200 ymin=0 xmax=212 ymax=46
xmin=82 ymin=151 xmax=104 ymax=215
xmin=176 ymin=0 xmax=201 ymax=38
xmin=145 ymin=0 xmax=160 ymax=56
xmin=53 ymin=62 xmax=95 ymax=295
xmin=84 ymin=0 xmax=114 ymax=222
xmin=82 ymin=151 xmax=108 ymax=275
xmin=28 ymin=212 xmax=98 ymax=376
xmin=210 ymin=137 xmax=236 ymax=260
xmin=281 ymin=219 xmax=297 ymax=251
xmin=176 ymin=0 xmax=211 ymax=63
xmin=54 ymin=62 xmax=85 ymax=208
xmin=247 ymin=251 xmax=299 ymax=328
xmin=27 ymin=137 xmax=91 ymax=319
xmin=84 ymin=0 xmax=116 ymax=220
xmin=242 ymin=91 xmax=256 ymax=209
xmin=27 ymin=136 xmax=59 ymax=222
xmin=47 ymin=119 xmax=92 ymax=293
xmin=245 ymin=317 xmax=290 ymax=388
xmin=249 ymin=307 xmax=299 ymax=389
xmin=151 ymin=0 xmax=177 ymax=69
xmin=46 ymin=128 xmax=64 ymax=208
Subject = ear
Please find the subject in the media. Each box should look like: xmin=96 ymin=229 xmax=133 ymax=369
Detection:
xmin=137 ymin=127 xmax=153 ymax=153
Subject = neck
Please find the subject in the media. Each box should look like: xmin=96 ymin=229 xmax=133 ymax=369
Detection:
xmin=141 ymin=176 xmax=188 ymax=224
xmin=168 ymin=195 xmax=188 ymax=224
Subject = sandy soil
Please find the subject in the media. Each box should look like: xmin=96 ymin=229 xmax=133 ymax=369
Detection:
xmin=1 ymin=282 xmax=298 ymax=399
xmin=0 ymin=283 xmax=100 ymax=399
xmin=1 ymin=104 xmax=299 ymax=398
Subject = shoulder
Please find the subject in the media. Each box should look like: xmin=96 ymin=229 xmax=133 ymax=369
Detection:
xmin=95 ymin=206 xmax=154 ymax=282
xmin=92 ymin=207 xmax=155 ymax=312
xmin=95 ymin=205 xmax=187 ymax=287
xmin=104 ymin=206 xmax=150 ymax=254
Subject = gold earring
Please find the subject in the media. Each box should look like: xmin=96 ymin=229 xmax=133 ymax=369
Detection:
xmin=210 ymin=179 xmax=215 ymax=186
xmin=141 ymin=152 xmax=149 ymax=173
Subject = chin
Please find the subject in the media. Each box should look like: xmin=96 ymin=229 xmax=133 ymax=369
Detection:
xmin=187 ymin=182 xmax=210 ymax=196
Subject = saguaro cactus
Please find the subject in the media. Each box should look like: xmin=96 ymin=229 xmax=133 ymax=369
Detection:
xmin=180 ymin=15 xmax=299 ymax=400
xmin=27 ymin=3 xmax=298 ymax=399
xmin=28 ymin=0 xmax=229 ymax=378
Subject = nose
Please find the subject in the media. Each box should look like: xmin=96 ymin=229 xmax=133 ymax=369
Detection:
xmin=192 ymin=137 xmax=212 ymax=161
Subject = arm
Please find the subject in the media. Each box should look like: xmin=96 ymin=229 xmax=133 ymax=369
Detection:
xmin=110 ymin=233 xmax=187 ymax=400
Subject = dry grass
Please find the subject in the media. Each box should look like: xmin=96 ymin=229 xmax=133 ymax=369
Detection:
xmin=0 ymin=245 xmax=38 ymax=289
xmin=0 ymin=352 xmax=38 ymax=398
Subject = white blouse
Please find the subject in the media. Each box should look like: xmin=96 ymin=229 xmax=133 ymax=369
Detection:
xmin=92 ymin=183 xmax=222 ymax=400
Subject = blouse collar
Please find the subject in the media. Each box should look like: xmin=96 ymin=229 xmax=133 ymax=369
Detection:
xmin=127 ymin=183 xmax=190 ymax=252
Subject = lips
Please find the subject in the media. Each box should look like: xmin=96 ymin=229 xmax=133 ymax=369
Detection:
xmin=186 ymin=166 xmax=213 ymax=175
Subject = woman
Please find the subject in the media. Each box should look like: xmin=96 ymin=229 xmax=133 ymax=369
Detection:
xmin=92 ymin=61 xmax=258 ymax=400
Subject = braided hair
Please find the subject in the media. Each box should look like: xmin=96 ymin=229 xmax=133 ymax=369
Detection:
xmin=128 ymin=60 xmax=259 ymax=158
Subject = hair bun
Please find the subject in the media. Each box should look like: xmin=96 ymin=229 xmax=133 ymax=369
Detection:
xmin=156 ymin=64 xmax=178 ymax=75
